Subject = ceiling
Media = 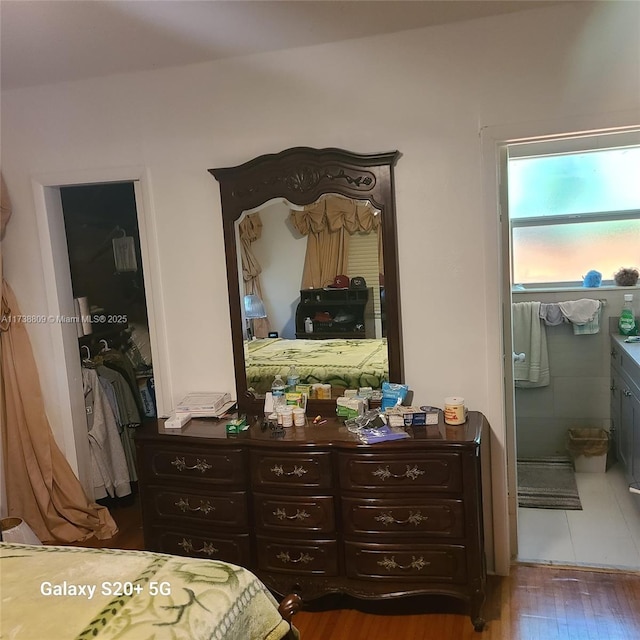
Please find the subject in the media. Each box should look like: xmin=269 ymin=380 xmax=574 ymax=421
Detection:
xmin=1 ymin=1 xmax=563 ymax=91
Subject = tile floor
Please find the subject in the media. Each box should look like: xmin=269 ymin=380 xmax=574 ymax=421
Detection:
xmin=517 ymin=463 xmax=640 ymax=570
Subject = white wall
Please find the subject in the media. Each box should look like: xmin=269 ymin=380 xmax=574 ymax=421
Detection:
xmin=249 ymin=200 xmax=306 ymax=338
xmin=2 ymin=2 xmax=639 ymax=570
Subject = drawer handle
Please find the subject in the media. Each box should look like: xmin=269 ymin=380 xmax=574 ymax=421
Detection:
xmin=375 ymin=510 xmax=429 ymax=526
xmin=623 ymin=389 xmax=632 ymax=397
xmin=611 ymin=348 xmax=618 ymax=357
xmin=171 ymin=456 xmax=212 ymax=473
xmin=274 ymin=507 xmax=311 ymax=522
xmin=372 ymin=465 xmax=426 ymax=481
xmin=270 ymin=464 xmax=309 ymax=478
xmin=276 ymin=551 xmax=314 ymax=565
xmin=175 ymin=497 xmax=215 ymax=515
xmin=178 ymin=538 xmax=219 ymax=556
xmin=377 ymin=555 xmax=430 ymax=572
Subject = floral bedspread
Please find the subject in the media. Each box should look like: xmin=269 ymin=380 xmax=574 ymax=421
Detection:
xmin=0 ymin=542 xmax=296 ymax=640
xmin=245 ymin=337 xmax=388 ymax=393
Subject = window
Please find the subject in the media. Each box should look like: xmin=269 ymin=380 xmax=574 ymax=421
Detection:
xmin=508 ymin=133 xmax=640 ymax=288
xmin=348 ymin=228 xmax=382 ymax=330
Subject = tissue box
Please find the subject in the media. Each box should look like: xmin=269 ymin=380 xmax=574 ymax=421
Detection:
xmin=225 ymin=415 xmax=248 ymax=434
xmin=385 ymin=406 xmax=427 ymax=427
xmin=336 ymin=397 xmax=366 ymax=419
xmin=295 ymin=383 xmax=312 ymax=397
xmin=165 ymin=412 xmax=191 ymax=429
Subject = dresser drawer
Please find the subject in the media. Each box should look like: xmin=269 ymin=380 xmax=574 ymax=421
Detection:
xmin=148 ymin=527 xmax=251 ymax=566
xmin=339 ymin=452 xmax=462 ymax=492
xmin=140 ymin=445 xmax=246 ymax=486
xmin=256 ymin=536 xmax=338 ymax=576
xmin=342 ymin=497 xmax=464 ymax=538
xmin=250 ymin=451 xmax=333 ymax=490
xmin=150 ymin=487 xmax=248 ymax=528
xmin=345 ymin=542 xmax=467 ymax=583
xmin=253 ymin=493 xmax=335 ymax=533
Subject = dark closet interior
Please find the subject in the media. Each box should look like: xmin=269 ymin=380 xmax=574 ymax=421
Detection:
xmin=61 ymin=182 xmax=155 ymax=506
xmin=61 ymin=183 xmax=147 ymax=332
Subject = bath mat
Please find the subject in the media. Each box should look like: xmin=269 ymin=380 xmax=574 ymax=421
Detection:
xmin=517 ymin=457 xmax=582 ymax=510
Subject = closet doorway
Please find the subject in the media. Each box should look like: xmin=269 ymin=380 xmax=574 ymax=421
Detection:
xmin=60 ymin=182 xmax=155 ymax=505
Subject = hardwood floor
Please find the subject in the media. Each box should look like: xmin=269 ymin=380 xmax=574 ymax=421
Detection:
xmin=76 ymin=490 xmax=145 ymax=550
xmin=292 ymin=565 xmax=640 ymax=639
xmin=87 ymin=498 xmax=640 ymax=639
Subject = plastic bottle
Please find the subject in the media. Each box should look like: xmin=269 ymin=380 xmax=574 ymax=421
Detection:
xmin=304 ymin=317 xmax=313 ymax=333
xmin=619 ymin=293 xmax=638 ymax=336
xmin=271 ymin=375 xmax=286 ymax=409
xmin=287 ymin=365 xmax=300 ymax=392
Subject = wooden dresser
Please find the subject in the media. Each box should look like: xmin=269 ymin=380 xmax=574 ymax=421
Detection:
xmin=136 ymin=411 xmax=487 ymax=631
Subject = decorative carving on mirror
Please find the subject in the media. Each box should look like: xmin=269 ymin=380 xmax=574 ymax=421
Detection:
xmin=232 ymin=165 xmax=376 ymax=198
xmin=210 ymin=147 xmax=403 ymax=415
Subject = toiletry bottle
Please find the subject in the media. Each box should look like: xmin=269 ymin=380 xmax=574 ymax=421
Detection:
xmin=271 ymin=375 xmax=286 ymax=410
xmin=287 ymin=365 xmax=300 ymax=392
xmin=304 ymin=317 xmax=313 ymax=333
xmin=619 ymin=293 xmax=638 ymax=336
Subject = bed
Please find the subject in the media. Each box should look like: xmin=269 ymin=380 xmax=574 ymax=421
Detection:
xmin=0 ymin=542 xmax=300 ymax=640
xmin=245 ymin=337 xmax=388 ymax=394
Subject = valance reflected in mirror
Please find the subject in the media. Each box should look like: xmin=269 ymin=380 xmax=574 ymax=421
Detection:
xmin=210 ymin=148 xmax=403 ymax=415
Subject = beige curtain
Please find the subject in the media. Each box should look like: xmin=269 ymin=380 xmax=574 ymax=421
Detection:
xmin=290 ymin=195 xmax=382 ymax=289
xmin=238 ymin=211 xmax=269 ymax=338
xmin=1 ymin=174 xmax=10 ymax=240
xmin=0 ymin=171 xmax=117 ymax=543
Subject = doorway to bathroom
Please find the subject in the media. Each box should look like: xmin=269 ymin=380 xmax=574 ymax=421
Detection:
xmin=502 ymin=128 xmax=640 ymax=570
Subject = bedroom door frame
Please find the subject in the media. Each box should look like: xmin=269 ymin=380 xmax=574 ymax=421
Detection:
xmin=31 ymin=166 xmax=171 ymax=498
xmin=481 ymin=109 xmax=640 ymax=572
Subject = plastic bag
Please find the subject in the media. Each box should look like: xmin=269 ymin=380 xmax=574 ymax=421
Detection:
xmin=380 ymin=382 xmax=409 ymax=411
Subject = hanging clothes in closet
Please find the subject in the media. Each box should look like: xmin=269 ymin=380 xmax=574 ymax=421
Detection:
xmin=95 ymin=340 xmax=142 ymax=482
xmin=81 ymin=338 xmax=143 ymax=499
xmin=82 ymin=355 xmax=132 ymax=500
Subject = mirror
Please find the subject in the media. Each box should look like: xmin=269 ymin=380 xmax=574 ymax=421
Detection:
xmin=210 ymin=147 xmax=403 ymax=415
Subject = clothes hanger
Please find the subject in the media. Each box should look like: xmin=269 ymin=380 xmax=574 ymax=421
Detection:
xmin=81 ymin=345 xmax=93 ymax=366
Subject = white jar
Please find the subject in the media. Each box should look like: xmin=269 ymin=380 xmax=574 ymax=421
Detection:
xmin=293 ymin=407 xmax=306 ymax=427
xmin=278 ymin=406 xmax=294 ymax=428
xmin=444 ymin=396 xmax=467 ymax=425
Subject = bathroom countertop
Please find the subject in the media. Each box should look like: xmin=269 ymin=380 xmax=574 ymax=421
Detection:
xmin=611 ymin=333 xmax=640 ymax=373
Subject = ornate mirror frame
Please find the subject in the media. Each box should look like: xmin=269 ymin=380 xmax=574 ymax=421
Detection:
xmin=210 ymin=147 xmax=403 ymax=415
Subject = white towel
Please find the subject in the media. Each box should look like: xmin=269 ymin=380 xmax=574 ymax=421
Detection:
xmin=512 ymin=301 xmax=550 ymax=388
xmin=572 ymin=303 xmax=602 ymax=335
xmin=558 ymin=299 xmax=601 ymax=325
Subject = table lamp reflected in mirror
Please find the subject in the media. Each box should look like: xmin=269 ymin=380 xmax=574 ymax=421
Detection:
xmin=244 ymin=294 xmax=266 ymax=340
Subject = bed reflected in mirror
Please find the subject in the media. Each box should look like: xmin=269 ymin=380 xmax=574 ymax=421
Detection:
xmin=210 ymin=147 xmax=403 ymax=414
xmin=236 ymin=194 xmax=388 ymax=397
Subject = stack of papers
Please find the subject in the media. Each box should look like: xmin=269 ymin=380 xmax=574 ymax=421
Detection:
xmin=176 ymin=392 xmax=235 ymax=418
